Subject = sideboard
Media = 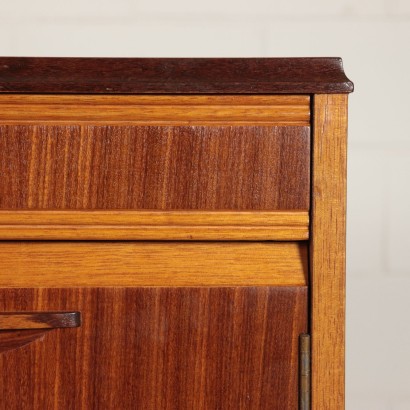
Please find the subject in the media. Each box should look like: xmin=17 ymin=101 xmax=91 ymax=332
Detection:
xmin=0 ymin=57 xmax=353 ymax=409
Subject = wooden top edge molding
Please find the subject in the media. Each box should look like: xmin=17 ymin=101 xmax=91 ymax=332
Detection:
xmin=0 ymin=242 xmax=308 ymax=287
xmin=0 ymin=211 xmax=309 ymax=241
xmin=0 ymin=95 xmax=310 ymax=125
xmin=0 ymin=57 xmax=354 ymax=94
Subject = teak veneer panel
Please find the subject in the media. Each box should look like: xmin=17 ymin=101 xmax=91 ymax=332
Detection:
xmin=311 ymin=94 xmax=348 ymax=409
xmin=0 ymin=287 xmax=307 ymax=409
xmin=0 ymin=210 xmax=309 ymax=240
xmin=0 ymin=95 xmax=309 ymax=125
xmin=0 ymin=125 xmax=310 ymax=210
xmin=0 ymin=242 xmax=307 ymax=288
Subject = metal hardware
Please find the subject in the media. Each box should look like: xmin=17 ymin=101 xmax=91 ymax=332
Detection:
xmin=299 ymin=333 xmax=311 ymax=410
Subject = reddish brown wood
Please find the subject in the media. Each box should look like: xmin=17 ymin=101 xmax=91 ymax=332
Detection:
xmin=0 ymin=125 xmax=310 ymax=210
xmin=0 ymin=287 xmax=307 ymax=409
xmin=0 ymin=312 xmax=81 ymax=329
xmin=0 ymin=330 xmax=50 ymax=353
xmin=0 ymin=57 xmax=353 ymax=94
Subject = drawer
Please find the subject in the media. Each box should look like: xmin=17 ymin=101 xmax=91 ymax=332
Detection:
xmin=0 ymin=95 xmax=310 ymax=211
xmin=0 ymin=241 xmax=307 ymax=409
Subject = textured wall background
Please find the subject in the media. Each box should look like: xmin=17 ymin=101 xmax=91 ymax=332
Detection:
xmin=0 ymin=1 xmax=409 ymax=408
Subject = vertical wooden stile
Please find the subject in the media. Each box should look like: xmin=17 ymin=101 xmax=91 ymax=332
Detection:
xmin=311 ymin=94 xmax=348 ymax=409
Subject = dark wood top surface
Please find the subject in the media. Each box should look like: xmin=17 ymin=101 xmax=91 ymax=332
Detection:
xmin=0 ymin=57 xmax=353 ymax=94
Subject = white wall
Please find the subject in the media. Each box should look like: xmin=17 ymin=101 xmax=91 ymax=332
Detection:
xmin=1 ymin=1 xmax=409 ymax=408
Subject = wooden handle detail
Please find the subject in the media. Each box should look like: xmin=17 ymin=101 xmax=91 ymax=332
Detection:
xmin=0 ymin=312 xmax=81 ymax=330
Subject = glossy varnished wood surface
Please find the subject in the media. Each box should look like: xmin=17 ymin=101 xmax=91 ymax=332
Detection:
xmin=0 ymin=330 xmax=49 ymax=354
xmin=0 ymin=210 xmax=309 ymax=240
xmin=0 ymin=95 xmax=310 ymax=125
xmin=0 ymin=125 xmax=310 ymax=210
xmin=0 ymin=57 xmax=353 ymax=94
xmin=0 ymin=57 xmax=353 ymax=408
xmin=0 ymin=287 xmax=307 ymax=409
xmin=0 ymin=242 xmax=308 ymax=287
xmin=311 ymin=94 xmax=348 ymax=409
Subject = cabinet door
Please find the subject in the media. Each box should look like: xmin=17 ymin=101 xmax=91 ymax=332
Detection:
xmin=0 ymin=242 xmax=308 ymax=409
xmin=0 ymin=286 xmax=307 ymax=410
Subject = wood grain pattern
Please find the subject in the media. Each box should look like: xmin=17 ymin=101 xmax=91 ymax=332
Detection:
xmin=0 ymin=95 xmax=309 ymax=125
xmin=0 ymin=57 xmax=354 ymax=94
xmin=0 ymin=95 xmax=307 ymax=106
xmin=0 ymin=226 xmax=308 ymax=241
xmin=0 ymin=210 xmax=309 ymax=240
xmin=0 ymin=210 xmax=309 ymax=225
xmin=0 ymin=312 xmax=80 ymax=330
xmin=0 ymin=286 xmax=308 ymax=409
xmin=310 ymin=94 xmax=348 ymax=409
xmin=0 ymin=242 xmax=308 ymax=287
xmin=0 ymin=330 xmax=50 ymax=353
xmin=0 ymin=125 xmax=310 ymax=210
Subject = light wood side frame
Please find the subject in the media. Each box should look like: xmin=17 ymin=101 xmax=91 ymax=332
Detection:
xmin=311 ymin=94 xmax=348 ymax=409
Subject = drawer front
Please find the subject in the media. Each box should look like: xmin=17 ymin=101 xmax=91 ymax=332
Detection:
xmin=0 ymin=95 xmax=310 ymax=211
xmin=0 ymin=125 xmax=309 ymax=210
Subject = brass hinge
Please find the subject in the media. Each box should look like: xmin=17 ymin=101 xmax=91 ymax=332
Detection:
xmin=299 ymin=334 xmax=311 ymax=410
